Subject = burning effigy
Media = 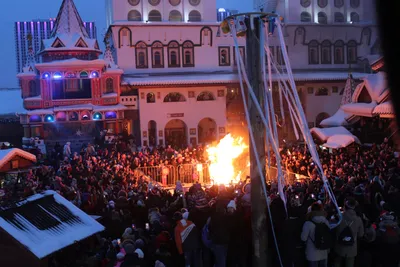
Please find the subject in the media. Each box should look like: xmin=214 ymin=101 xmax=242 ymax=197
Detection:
xmin=206 ymin=134 xmax=248 ymax=185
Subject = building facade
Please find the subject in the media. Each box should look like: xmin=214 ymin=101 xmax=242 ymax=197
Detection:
xmin=14 ymin=19 xmax=96 ymax=74
xmin=16 ymin=0 xmax=128 ymax=152
xmin=104 ymin=0 xmax=380 ymax=146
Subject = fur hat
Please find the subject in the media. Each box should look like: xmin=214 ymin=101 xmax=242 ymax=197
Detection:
xmin=134 ymin=239 xmax=145 ymax=249
xmin=182 ymin=211 xmax=189 ymax=220
xmin=155 ymin=260 xmax=166 ymax=267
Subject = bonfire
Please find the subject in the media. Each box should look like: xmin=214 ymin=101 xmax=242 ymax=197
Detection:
xmin=206 ymin=134 xmax=248 ymax=185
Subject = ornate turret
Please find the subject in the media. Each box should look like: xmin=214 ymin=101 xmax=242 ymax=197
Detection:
xmin=39 ymin=0 xmax=101 ymax=62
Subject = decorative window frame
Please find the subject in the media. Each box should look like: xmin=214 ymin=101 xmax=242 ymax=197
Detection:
xmin=218 ymin=46 xmax=231 ymax=66
xmin=350 ymin=12 xmax=360 ymax=23
xmin=334 ymin=40 xmax=345 ymax=64
xmin=135 ymin=41 xmax=148 ymax=68
xmin=148 ymin=10 xmax=162 ymax=21
xmin=317 ymin=0 xmax=328 ymax=8
xmin=315 ymin=87 xmax=329 ymax=96
xmin=146 ymin=92 xmax=156 ymax=103
xmin=188 ymin=10 xmax=202 ymax=22
xmin=128 ymin=10 xmax=142 ymax=21
xmin=334 ymin=12 xmax=344 ymax=23
xmin=300 ymin=12 xmax=312 ymax=22
xmin=182 ymin=41 xmax=195 ymax=67
xmin=308 ymin=40 xmax=319 ymax=65
xmin=350 ymin=0 xmax=360 ymax=8
xmin=318 ymin=12 xmax=327 ymax=24
xmin=151 ymin=41 xmax=164 ymax=68
xmin=105 ymin=78 xmax=114 ymax=93
xmin=321 ymin=40 xmax=332 ymax=64
xmin=300 ymin=0 xmax=311 ymax=8
xmin=277 ymin=46 xmax=288 ymax=65
xmin=197 ymin=91 xmax=215 ymax=101
xmin=167 ymin=41 xmax=180 ymax=67
xmin=347 ymin=40 xmax=358 ymax=64
xmin=334 ymin=0 xmax=344 ymax=7
xmin=169 ymin=10 xmax=183 ymax=21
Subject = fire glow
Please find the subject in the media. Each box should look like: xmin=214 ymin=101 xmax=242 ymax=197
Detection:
xmin=207 ymin=134 xmax=247 ymax=185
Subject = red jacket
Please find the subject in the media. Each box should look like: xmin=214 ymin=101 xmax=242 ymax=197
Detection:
xmin=174 ymin=219 xmax=200 ymax=254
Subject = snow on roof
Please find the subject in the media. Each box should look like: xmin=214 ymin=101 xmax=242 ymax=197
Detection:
xmin=0 ymin=148 xmax=36 ymax=169
xmin=26 ymin=104 xmax=126 ymax=115
xmin=102 ymin=93 xmax=118 ymax=98
xmin=51 ymin=0 xmax=89 ymax=38
xmin=323 ymin=134 xmax=360 ymax=149
xmin=311 ymin=126 xmax=354 ymax=142
xmin=373 ymin=101 xmax=395 ymax=117
xmin=341 ymin=102 xmax=377 ymax=117
xmin=0 ymin=89 xmax=26 ymax=116
xmin=112 ymin=21 xmax=221 ymax=27
xmin=42 ymin=34 xmax=99 ymax=52
xmin=35 ymin=58 xmax=105 ymax=69
xmin=122 ymin=72 xmax=368 ymax=86
xmin=0 ymin=190 xmax=104 ymax=259
xmin=352 ymin=72 xmax=387 ymax=102
xmin=320 ymin=109 xmax=351 ymax=127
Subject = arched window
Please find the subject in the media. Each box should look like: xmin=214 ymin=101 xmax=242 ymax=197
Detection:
xmin=219 ymin=47 xmax=230 ymax=66
xmin=321 ymin=40 xmax=331 ymax=64
xmin=105 ymin=111 xmax=117 ymax=119
xmin=334 ymin=0 xmax=344 ymax=7
xmin=164 ymin=92 xmax=186 ymax=102
xmin=350 ymin=12 xmax=359 ymax=23
xmin=308 ymin=40 xmax=319 ymax=64
xmin=318 ymin=12 xmax=327 ymax=24
xmin=168 ymin=41 xmax=180 ymax=67
xmin=197 ymin=91 xmax=215 ymax=101
xmin=151 ymin=41 xmax=164 ymax=68
xmin=106 ymin=78 xmax=114 ymax=93
xmin=188 ymin=10 xmax=202 ymax=22
xmin=182 ymin=41 xmax=194 ymax=67
xmin=334 ymin=40 xmax=345 ymax=64
xmin=300 ymin=0 xmax=311 ymax=8
xmin=29 ymin=80 xmax=39 ymax=97
xmin=69 ymin=112 xmax=79 ymax=121
xmin=347 ymin=40 xmax=357 ymax=64
xmin=93 ymin=112 xmax=102 ymax=120
xmin=334 ymin=12 xmax=344 ymax=23
xmin=148 ymin=10 xmax=162 ymax=22
xmin=300 ymin=12 xmax=311 ymax=22
xmin=350 ymin=0 xmax=360 ymax=8
xmin=81 ymin=111 xmax=90 ymax=120
xmin=128 ymin=0 xmax=140 ymax=6
xmin=318 ymin=0 xmax=327 ymax=8
xmin=80 ymin=71 xmax=88 ymax=78
xmin=135 ymin=41 xmax=148 ymax=68
xmin=128 ymin=10 xmax=142 ymax=21
xmin=147 ymin=93 xmax=156 ymax=103
xmin=169 ymin=10 xmax=182 ymax=21
xmin=119 ymin=27 xmax=132 ymax=47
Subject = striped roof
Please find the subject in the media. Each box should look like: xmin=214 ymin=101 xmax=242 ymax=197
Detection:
xmin=0 ymin=191 xmax=104 ymax=259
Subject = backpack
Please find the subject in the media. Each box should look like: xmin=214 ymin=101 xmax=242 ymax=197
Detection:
xmin=310 ymin=221 xmax=333 ymax=250
xmin=337 ymin=221 xmax=355 ymax=246
xmin=202 ymin=218 xmax=213 ymax=249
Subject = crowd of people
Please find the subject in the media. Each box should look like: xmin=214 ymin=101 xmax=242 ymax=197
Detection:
xmin=0 ymin=137 xmax=399 ymax=267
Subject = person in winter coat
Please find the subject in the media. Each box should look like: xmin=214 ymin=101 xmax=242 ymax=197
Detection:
xmin=301 ymin=202 xmax=330 ymax=267
xmin=173 ymin=212 xmax=201 ymax=267
xmin=209 ymin=201 xmax=231 ymax=267
xmin=63 ymin=142 xmax=72 ymax=158
xmin=333 ymin=198 xmax=364 ymax=267
xmin=375 ymin=211 xmax=400 ymax=267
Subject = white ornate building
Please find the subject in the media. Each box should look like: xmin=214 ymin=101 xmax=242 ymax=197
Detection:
xmin=104 ymin=0 xmax=380 ymax=146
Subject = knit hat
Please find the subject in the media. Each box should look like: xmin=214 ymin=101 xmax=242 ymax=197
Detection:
xmin=124 ymin=228 xmax=133 ymax=235
xmin=135 ymin=248 xmax=144 ymax=259
xmin=227 ymin=200 xmax=236 ymax=210
xmin=116 ymin=252 xmax=125 ymax=260
xmin=345 ymin=199 xmax=356 ymax=210
xmin=124 ymin=243 xmax=135 ymax=255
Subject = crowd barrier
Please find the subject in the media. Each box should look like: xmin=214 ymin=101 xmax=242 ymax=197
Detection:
xmin=134 ymin=163 xmax=308 ymax=186
xmin=134 ymin=163 xmax=211 ymax=185
xmin=266 ymin=167 xmax=310 ymax=184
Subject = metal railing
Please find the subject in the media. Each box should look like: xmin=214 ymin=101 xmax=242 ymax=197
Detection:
xmin=135 ymin=163 xmax=211 ymax=185
xmin=266 ymin=166 xmax=310 ymax=184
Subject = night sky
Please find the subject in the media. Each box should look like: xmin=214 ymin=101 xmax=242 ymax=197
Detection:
xmin=0 ymin=0 xmax=252 ymax=88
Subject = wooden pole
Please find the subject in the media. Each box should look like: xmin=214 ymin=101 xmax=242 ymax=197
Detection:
xmin=245 ymin=16 xmax=268 ymax=267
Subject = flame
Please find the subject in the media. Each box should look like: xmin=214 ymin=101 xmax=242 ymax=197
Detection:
xmin=207 ymin=134 xmax=247 ymax=185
